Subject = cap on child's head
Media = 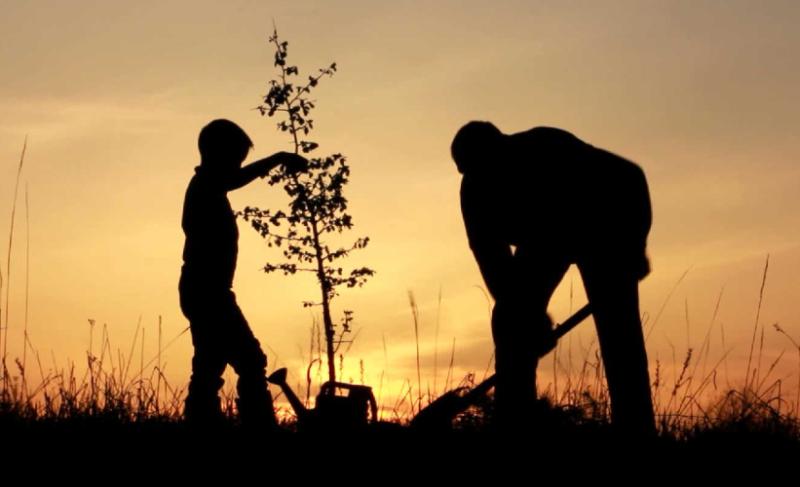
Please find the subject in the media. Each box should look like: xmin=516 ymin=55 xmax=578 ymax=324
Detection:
xmin=198 ymin=119 xmax=254 ymax=166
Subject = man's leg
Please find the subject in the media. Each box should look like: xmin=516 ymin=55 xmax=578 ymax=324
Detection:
xmin=578 ymin=260 xmax=656 ymax=436
xmin=492 ymin=248 xmax=568 ymax=429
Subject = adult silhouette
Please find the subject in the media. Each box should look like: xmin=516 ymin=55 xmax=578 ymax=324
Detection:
xmin=452 ymin=121 xmax=655 ymax=435
xmin=179 ymin=119 xmax=307 ymax=428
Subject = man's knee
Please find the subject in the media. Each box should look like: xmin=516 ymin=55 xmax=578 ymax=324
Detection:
xmin=492 ymin=302 xmax=550 ymax=345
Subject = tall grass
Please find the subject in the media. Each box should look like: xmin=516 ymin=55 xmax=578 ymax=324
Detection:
xmin=1 ymin=291 xmax=798 ymax=443
xmin=1 ymin=137 xmax=27 ymax=390
xmin=408 ymin=291 xmax=422 ymax=415
xmin=1 ymin=320 xmax=196 ymax=423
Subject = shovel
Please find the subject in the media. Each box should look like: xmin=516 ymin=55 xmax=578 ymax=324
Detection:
xmin=409 ymin=303 xmax=592 ymax=431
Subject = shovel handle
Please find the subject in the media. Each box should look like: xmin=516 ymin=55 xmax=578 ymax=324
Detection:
xmin=480 ymin=303 xmax=592 ymax=390
xmin=553 ymin=303 xmax=592 ymax=341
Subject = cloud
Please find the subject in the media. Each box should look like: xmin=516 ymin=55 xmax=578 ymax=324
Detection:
xmin=0 ymin=94 xmax=186 ymax=141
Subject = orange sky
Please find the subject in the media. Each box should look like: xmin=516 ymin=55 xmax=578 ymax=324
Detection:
xmin=1 ymin=1 xmax=799 ymax=412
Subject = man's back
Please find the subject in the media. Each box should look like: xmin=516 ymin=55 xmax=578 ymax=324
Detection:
xmin=461 ymin=126 xmax=651 ymax=267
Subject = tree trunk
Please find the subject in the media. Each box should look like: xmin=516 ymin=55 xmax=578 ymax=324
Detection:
xmin=311 ymin=219 xmax=336 ymax=385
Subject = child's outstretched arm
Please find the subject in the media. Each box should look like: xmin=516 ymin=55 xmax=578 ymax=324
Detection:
xmin=227 ymin=152 xmax=308 ymax=190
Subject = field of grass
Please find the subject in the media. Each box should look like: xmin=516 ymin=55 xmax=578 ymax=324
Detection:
xmin=1 ymin=322 xmax=798 ymax=454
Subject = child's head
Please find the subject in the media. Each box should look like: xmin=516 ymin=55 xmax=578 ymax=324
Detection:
xmin=198 ymin=119 xmax=253 ymax=171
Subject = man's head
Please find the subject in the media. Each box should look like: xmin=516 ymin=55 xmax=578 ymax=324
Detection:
xmin=450 ymin=121 xmax=505 ymax=174
xmin=198 ymin=119 xmax=254 ymax=172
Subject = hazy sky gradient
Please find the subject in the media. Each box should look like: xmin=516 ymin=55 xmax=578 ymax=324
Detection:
xmin=1 ymin=0 xmax=798 ymax=405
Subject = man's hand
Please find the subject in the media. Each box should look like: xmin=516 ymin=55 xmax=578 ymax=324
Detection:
xmin=534 ymin=313 xmax=557 ymax=358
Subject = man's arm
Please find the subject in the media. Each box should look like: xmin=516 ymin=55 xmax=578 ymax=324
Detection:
xmin=227 ymin=152 xmax=308 ymax=190
xmin=461 ymin=176 xmax=514 ymax=301
xmin=470 ymin=240 xmax=514 ymax=301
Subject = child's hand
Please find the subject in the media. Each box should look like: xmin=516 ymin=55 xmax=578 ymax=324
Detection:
xmin=275 ymin=152 xmax=309 ymax=175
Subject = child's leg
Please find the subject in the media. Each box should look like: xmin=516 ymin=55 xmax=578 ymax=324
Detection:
xmin=180 ymin=279 xmax=230 ymax=424
xmin=223 ymin=291 xmax=277 ymax=428
xmin=185 ymin=322 xmax=227 ymax=423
